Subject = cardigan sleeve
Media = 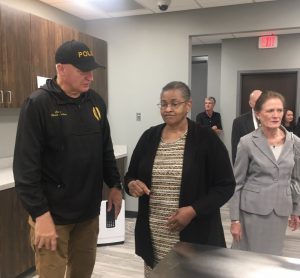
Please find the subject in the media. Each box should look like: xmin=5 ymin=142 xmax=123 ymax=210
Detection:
xmin=191 ymin=129 xmax=236 ymax=216
xmin=124 ymin=129 xmax=150 ymax=196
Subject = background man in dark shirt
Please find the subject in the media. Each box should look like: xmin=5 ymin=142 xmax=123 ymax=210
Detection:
xmin=196 ymin=96 xmax=222 ymax=134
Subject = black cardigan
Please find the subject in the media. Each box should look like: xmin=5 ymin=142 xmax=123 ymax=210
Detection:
xmin=124 ymin=119 xmax=235 ymax=268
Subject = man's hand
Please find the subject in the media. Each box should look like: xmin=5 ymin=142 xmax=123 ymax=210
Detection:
xmin=167 ymin=206 xmax=196 ymax=232
xmin=212 ymin=125 xmax=222 ymax=134
xmin=128 ymin=180 xmax=150 ymax=197
xmin=230 ymin=221 xmax=242 ymax=242
xmin=107 ymin=187 xmax=123 ymax=219
xmin=35 ymin=211 xmax=57 ymax=251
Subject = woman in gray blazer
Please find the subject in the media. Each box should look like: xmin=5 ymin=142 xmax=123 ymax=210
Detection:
xmin=229 ymin=91 xmax=300 ymax=256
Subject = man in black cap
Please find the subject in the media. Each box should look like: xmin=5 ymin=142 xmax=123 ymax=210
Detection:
xmin=13 ymin=40 xmax=122 ymax=278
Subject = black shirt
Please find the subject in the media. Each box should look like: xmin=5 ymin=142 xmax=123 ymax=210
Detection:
xmin=196 ymin=111 xmax=222 ymax=130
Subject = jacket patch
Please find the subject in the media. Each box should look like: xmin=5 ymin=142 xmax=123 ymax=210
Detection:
xmin=93 ymin=106 xmax=101 ymax=121
xmin=51 ymin=110 xmax=67 ymax=117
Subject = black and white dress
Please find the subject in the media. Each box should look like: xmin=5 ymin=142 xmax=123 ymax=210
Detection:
xmin=144 ymin=132 xmax=186 ymax=277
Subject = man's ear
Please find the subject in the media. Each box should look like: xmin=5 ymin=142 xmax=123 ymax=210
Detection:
xmin=56 ymin=63 xmax=65 ymax=75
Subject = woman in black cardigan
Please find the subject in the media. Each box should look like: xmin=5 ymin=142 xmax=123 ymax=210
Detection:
xmin=124 ymin=81 xmax=235 ymax=277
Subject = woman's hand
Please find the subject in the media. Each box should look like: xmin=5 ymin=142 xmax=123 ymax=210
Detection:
xmin=230 ymin=221 xmax=242 ymax=242
xmin=167 ymin=206 xmax=196 ymax=232
xmin=289 ymin=215 xmax=300 ymax=231
xmin=128 ymin=180 xmax=150 ymax=197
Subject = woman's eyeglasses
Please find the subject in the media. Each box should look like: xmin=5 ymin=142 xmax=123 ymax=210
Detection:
xmin=157 ymin=101 xmax=186 ymax=109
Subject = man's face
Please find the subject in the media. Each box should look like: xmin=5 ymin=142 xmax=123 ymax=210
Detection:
xmin=204 ymin=100 xmax=214 ymax=112
xmin=58 ymin=64 xmax=94 ymax=95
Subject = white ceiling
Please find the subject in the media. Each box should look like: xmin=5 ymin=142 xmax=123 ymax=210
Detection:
xmin=39 ymin=0 xmax=276 ymax=20
xmin=38 ymin=0 xmax=300 ymax=45
xmin=191 ymin=28 xmax=300 ymax=45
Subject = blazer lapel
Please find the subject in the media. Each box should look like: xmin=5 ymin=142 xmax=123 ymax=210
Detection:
xmin=277 ymin=127 xmax=293 ymax=164
xmin=252 ymin=128 xmax=277 ymax=166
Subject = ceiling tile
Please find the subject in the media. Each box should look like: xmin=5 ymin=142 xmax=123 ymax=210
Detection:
xmin=135 ymin=0 xmax=201 ymax=13
xmin=90 ymin=0 xmax=144 ymax=13
xmin=108 ymin=9 xmax=153 ymax=18
xmin=192 ymin=33 xmax=235 ymax=44
xmin=196 ymin=0 xmax=252 ymax=8
xmin=48 ymin=1 xmax=110 ymax=20
xmin=254 ymin=0 xmax=276 ymax=2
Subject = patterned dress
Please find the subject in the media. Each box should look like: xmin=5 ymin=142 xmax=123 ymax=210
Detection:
xmin=144 ymin=132 xmax=186 ymax=277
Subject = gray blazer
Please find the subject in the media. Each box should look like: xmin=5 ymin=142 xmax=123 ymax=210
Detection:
xmin=230 ymin=127 xmax=300 ymax=220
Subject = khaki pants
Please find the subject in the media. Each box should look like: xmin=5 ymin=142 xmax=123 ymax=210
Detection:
xmin=29 ymin=216 xmax=99 ymax=278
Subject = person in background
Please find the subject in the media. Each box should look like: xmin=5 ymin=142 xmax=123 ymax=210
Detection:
xmin=229 ymin=91 xmax=300 ymax=256
xmin=282 ymin=109 xmax=296 ymax=133
xmin=231 ymin=89 xmax=262 ymax=164
xmin=13 ymin=40 xmax=122 ymax=278
xmin=125 ymin=81 xmax=235 ymax=277
xmin=196 ymin=96 xmax=222 ymax=134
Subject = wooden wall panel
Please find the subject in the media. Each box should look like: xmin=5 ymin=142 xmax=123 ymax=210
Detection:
xmin=0 ymin=188 xmax=34 ymax=278
xmin=0 ymin=4 xmax=31 ymax=107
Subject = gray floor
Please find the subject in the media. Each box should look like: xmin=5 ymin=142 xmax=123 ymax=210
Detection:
xmin=24 ymin=204 xmax=300 ymax=277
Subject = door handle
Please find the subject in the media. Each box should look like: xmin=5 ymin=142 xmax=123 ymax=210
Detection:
xmin=7 ymin=90 xmax=12 ymax=104
xmin=0 ymin=90 xmax=3 ymax=104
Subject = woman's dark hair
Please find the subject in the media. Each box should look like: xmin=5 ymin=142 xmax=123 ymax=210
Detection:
xmin=161 ymin=81 xmax=191 ymax=101
xmin=254 ymin=90 xmax=285 ymax=112
xmin=282 ymin=108 xmax=296 ymax=126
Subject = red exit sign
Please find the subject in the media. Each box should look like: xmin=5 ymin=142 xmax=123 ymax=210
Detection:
xmin=258 ymin=35 xmax=278 ymax=49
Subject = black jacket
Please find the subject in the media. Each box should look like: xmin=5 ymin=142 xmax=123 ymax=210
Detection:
xmin=124 ymin=119 xmax=235 ymax=268
xmin=13 ymin=78 xmax=121 ymax=224
xmin=231 ymin=111 xmax=255 ymax=164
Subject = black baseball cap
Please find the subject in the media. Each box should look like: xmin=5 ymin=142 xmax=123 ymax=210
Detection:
xmin=55 ymin=40 xmax=105 ymax=72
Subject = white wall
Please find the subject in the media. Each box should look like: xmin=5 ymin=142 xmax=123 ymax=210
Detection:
xmin=0 ymin=109 xmax=20 ymax=157
xmin=191 ymin=62 xmax=207 ymax=121
xmin=192 ymin=44 xmax=222 ymax=118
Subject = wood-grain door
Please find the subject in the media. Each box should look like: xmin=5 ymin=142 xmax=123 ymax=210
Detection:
xmin=0 ymin=3 xmax=31 ymax=108
xmin=30 ymin=15 xmax=79 ymax=92
xmin=0 ymin=188 xmax=35 ymax=278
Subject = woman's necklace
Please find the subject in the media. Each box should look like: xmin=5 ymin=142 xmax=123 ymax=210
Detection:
xmin=265 ymin=128 xmax=285 ymax=148
xmin=161 ymin=129 xmax=188 ymax=144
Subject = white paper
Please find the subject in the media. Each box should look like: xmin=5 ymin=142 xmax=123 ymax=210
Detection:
xmin=37 ymin=76 xmax=50 ymax=88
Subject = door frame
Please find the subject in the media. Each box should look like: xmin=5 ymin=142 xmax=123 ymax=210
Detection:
xmin=236 ymin=68 xmax=300 ymax=117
